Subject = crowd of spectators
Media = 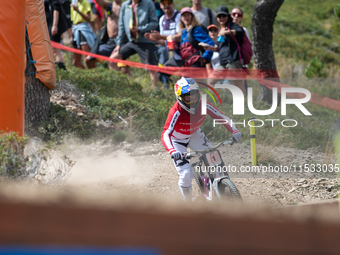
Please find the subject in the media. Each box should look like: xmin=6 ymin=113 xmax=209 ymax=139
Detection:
xmin=45 ymin=0 xmax=250 ymax=91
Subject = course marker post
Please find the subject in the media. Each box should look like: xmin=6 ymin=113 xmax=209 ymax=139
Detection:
xmin=248 ymin=117 xmax=257 ymax=166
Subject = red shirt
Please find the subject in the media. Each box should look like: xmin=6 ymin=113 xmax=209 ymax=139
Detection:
xmin=161 ymin=100 xmax=238 ymax=154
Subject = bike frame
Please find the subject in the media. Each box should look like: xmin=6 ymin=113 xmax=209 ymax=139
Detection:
xmin=185 ymin=138 xmax=235 ymax=200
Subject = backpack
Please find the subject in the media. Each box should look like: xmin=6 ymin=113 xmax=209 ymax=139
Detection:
xmin=228 ymin=23 xmax=253 ymax=65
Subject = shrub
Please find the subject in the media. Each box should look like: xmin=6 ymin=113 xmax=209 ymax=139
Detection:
xmin=0 ymin=131 xmax=28 ymax=177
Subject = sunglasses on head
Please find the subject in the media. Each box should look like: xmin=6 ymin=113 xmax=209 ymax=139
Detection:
xmin=208 ymin=29 xmax=218 ymax=33
xmin=217 ymin=14 xmax=228 ymax=18
xmin=231 ymin=12 xmax=242 ymax=17
xmin=161 ymin=0 xmax=173 ymax=5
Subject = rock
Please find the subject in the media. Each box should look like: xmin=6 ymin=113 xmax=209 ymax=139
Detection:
xmin=288 ymin=188 xmax=296 ymax=193
xmin=301 ymin=184 xmax=309 ymax=188
xmin=297 ymin=178 xmax=306 ymax=183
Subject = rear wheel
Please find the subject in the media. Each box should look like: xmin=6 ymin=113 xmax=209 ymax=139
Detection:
xmin=218 ymin=178 xmax=242 ymax=201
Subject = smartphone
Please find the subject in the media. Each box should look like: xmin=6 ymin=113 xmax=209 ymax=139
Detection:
xmin=72 ymin=0 xmax=77 ymax=5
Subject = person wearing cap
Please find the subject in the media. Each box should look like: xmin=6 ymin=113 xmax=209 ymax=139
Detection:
xmin=177 ymin=7 xmax=215 ymax=67
xmin=213 ymin=5 xmax=246 ymax=93
xmin=207 ymin=24 xmax=220 ymax=69
xmin=191 ymin=0 xmax=217 ymax=28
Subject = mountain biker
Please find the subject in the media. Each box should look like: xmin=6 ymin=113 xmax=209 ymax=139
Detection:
xmin=161 ymin=77 xmax=242 ymax=201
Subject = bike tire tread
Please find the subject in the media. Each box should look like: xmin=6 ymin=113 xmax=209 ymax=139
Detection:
xmin=220 ymin=178 xmax=242 ymax=201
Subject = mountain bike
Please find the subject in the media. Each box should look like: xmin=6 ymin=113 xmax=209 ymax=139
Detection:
xmin=184 ymin=138 xmax=242 ymax=201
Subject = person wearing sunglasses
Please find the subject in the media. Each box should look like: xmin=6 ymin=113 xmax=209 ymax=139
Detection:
xmin=231 ymin=6 xmax=250 ymax=95
xmin=231 ymin=7 xmax=249 ymax=40
xmin=213 ymin=5 xmax=246 ymax=93
xmin=207 ymin=24 xmax=220 ymax=69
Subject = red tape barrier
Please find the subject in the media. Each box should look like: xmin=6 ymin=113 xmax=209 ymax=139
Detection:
xmin=51 ymin=42 xmax=340 ymax=112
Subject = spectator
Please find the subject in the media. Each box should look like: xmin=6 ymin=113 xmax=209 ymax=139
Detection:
xmin=44 ymin=0 xmax=69 ymax=70
xmin=157 ymin=0 xmax=181 ymax=88
xmin=231 ymin=7 xmax=249 ymax=39
xmin=152 ymin=0 xmax=165 ymax=31
xmin=60 ymin=0 xmax=73 ymax=43
xmin=70 ymin=0 xmax=96 ymax=69
xmin=206 ymin=24 xmax=231 ymax=85
xmin=109 ymin=0 xmax=159 ymax=90
xmin=191 ymin=0 xmax=217 ymax=28
xmin=231 ymin=6 xmax=250 ymax=92
xmin=146 ymin=7 xmax=214 ymax=72
xmin=91 ymin=0 xmax=104 ymax=34
xmin=207 ymin=24 xmax=219 ymax=69
xmin=212 ymin=5 xmax=245 ymax=93
xmin=85 ymin=0 xmax=131 ymax=76
xmin=169 ymin=7 xmax=214 ymax=67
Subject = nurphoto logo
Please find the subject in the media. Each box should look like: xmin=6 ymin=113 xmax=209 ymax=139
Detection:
xmin=201 ymin=84 xmax=312 ymax=116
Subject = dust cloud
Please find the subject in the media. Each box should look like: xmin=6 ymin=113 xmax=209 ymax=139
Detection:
xmin=67 ymin=151 xmax=154 ymax=187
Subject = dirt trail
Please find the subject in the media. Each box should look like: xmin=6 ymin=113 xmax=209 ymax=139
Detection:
xmin=59 ymin=138 xmax=339 ymax=207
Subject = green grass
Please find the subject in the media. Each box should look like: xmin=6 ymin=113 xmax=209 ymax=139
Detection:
xmin=50 ymin=67 xmax=174 ymax=142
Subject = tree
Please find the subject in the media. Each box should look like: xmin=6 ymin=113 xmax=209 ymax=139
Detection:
xmin=252 ymin=0 xmax=284 ymax=104
xmin=25 ymin=32 xmax=50 ymax=130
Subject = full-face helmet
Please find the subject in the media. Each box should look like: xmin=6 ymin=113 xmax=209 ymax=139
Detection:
xmin=175 ymin=77 xmax=200 ymax=114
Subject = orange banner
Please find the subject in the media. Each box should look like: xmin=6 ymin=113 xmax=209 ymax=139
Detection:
xmin=0 ymin=0 xmax=26 ymax=135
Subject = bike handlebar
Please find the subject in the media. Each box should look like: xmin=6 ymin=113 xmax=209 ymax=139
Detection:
xmin=182 ymin=137 xmax=235 ymax=159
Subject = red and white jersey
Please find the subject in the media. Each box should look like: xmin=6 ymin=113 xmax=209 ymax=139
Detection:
xmin=161 ymin=101 xmax=238 ymax=154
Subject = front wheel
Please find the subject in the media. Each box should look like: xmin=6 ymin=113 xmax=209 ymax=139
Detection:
xmin=218 ymin=178 xmax=242 ymax=201
xmin=192 ymin=167 xmax=205 ymax=194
